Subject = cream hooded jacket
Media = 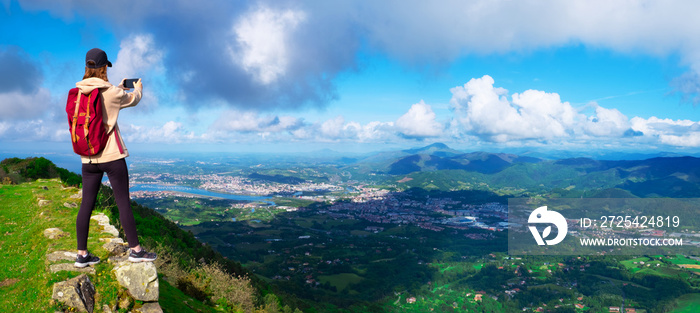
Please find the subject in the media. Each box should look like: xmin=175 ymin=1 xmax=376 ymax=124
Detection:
xmin=75 ymin=77 xmax=142 ymax=164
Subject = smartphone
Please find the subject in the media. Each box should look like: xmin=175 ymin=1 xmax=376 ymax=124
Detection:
xmin=123 ymin=78 xmax=140 ymax=89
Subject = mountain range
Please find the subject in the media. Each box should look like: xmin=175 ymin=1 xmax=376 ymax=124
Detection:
xmin=350 ymin=143 xmax=700 ymax=198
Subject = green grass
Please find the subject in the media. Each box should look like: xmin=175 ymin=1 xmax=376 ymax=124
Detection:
xmin=318 ymin=273 xmax=364 ymax=292
xmin=0 ymin=179 xmax=117 ymax=311
xmin=621 ymin=257 xmax=650 ymax=269
xmin=671 ymin=293 xmax=700 ymax=313
xmin=267 ymin=197 xmax=316 ymax=208
xmin=158 ymin=276 xmax=219 ymax=313
xmin=0 ymin=179 xmax=218 ymax=312
xmin=668 ymin=255 xmax=700 ymax=265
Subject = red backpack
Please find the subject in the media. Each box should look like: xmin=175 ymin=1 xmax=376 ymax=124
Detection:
xmin=66 ymin=88 xmax=115 ymax=156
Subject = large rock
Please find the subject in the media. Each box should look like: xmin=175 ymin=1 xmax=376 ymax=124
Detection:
xmin=90 ymin=213 xmax=120 ymax=236
xmin=46 ymin=251 xmax=77 ymax=263
xmin=103 ymin=240 xmax=129 ymax=256
xmin=49 ymin=263 xmax=95 ymax=274
xmin=101 ymin=224 xmax=120 ymax=237
xmin=113 ymin=262 xmax=159 ymax=301
xmin=43 ymin=228 xmax=69 ymax=239
xmin=71 ymin=190 xmax=83 ymax=199
xmin=90 ymin=213 xmax=110 ymax=225
xmin=52 ymin=274 xmax=96 ymax=313
xmin=134 ymin=302 xmax=164 ymax=313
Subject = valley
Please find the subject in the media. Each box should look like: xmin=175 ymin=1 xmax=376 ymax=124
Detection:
xmin=124 ymin=143 xmax=700 ymax=312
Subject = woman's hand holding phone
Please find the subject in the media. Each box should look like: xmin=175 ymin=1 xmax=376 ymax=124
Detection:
xmin=121 ymin=78 xmax=142 ymax=91
xmin=132 ymin=79 xmax=142 ymax=92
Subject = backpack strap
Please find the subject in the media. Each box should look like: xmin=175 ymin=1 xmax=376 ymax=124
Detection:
xmin=85 ymin=92 xmax=95 ymax=154
xmin=71 ymin=92 xmax=81 ymax=143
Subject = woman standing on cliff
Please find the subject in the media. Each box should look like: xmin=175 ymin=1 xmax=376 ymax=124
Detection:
xmin=73 ymin=48 xmax=157 ymax=267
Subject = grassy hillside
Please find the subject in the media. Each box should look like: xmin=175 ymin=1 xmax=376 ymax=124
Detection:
xmin=0 ymin=178 xmax=235 ymax=312
xmin=0 ymin=158 xmax=302 ymax=312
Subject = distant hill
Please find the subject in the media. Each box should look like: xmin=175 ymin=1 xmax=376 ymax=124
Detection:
xmin=389 ymin=152 xmax=700 ymax=198
xmin=401 ymin=142 xmax=463 ymax=157
xmin=385 ymin=143 xmax=543 ymax=175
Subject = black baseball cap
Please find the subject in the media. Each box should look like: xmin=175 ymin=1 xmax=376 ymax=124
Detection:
xmin=85 ymin=48 xmax=112 ymax=68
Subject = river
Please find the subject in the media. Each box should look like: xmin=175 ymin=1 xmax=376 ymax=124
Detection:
xmin=130 ymin=184 xmax=275 ymax=205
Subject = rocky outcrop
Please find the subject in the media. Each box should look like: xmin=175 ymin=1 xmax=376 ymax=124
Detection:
xmin=102 ymin=238 xmax=129 ymax=256
xmin=113 ymin=261 xmax=159 ymax=301
xmin=46 ymin=209 xmax=162 ymax=311
xmin=46 ymin=251 xmax=77 ymax=263
xmin=52 ymin=274 xmax=96 ymax=313
xmin=70 ymin=190 xmax=82 ymax=199
xmin=50 ymin=263 xmax=95 ymax=274
xmin=43 ymin=228 xmax=69 ymax=239
xmin=90 ymin=213 xmax=119 ymax=237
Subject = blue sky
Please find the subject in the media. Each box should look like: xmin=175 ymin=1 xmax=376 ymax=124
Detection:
xmin=3 ymin=0 xmax=700 ymax=155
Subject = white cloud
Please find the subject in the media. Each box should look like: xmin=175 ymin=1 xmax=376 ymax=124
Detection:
xmin=581 ymin=105 xmax=632 ymax=137
xmin=658 ymin=132 xmax=700 ymax=147
xmin=18 ymin=1 xmax=700 ymax=109
xmin=315 ymin=117 xmax=393 ymax=142
xmin=352 ymin=1 xmax=700 ymax=62
xmin=450 ymin=75 xmax=574 ymax=141
xmin=319 ymin=116 xmax=350 ymax=140
xmin=111 ymin=34 xmax=165 ymax=83
xmin=630 ymin=116 xmax=698 ymax=136
xmin=211 ymin=110 xmax=303 ymax=134
xmin=121 ymin=121 xmax=194 ymax=144
xmin=231 ymin=6 xmax=306 ymax=85
xmin=0 ymin=88 xmax=52 ymax=121
xmin=630 ymin=116 xmax=700 ymax=147
xmin=396 ymin=100 xmax=443 ymax=138
xmin=109 ymin=34 xmax=166 ymax=112
xmin=450 ymin=75 xmax=635 ymax=142
xmin=0 ymin=118 xmax=65 ymax=142
xmin=0 ymin=86 xmax=66 ymax=143
xmin=358 ymin=121 xmax=395 ymax=141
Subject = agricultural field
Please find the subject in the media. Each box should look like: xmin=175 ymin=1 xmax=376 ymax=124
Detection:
xmin=135 ymin=196 xmax=289 ymax=226
xmin=671 ymin=293 xmax=700 ymax=313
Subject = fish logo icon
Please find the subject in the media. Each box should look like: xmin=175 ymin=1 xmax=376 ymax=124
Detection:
xmin=528 ymin=206 xmax=567 ymax=246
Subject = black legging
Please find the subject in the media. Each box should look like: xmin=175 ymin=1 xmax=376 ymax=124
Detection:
xmin=76 ymin=158 xmax=140 ymax=250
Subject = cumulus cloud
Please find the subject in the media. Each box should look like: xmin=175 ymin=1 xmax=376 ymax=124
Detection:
xmin=313 ymin=116 xmax=394 ymax=142
xmin=110 ymin=34 xmax=165 ymax=83
xmin=582 ymin=105 xmax=631 ymax=137
xmin=106 ymin=34 xmax=166 ymax=112
xmin=0 ymin=118 xmax=66 ymax=142
xmin=0 ymin=46 xmax=54 ymax=121
xmin=231 ymin=6 xmax=306 ymax=85
xmin=211 ymin=110 xmax=304 ymax=134
xmin=121 ymin=121 xmax=195 ymax=144
xmin=629 ymin=116 xmax=700 ymax=147
xmin=202 ymin=113 xmax=395 ymax=143
xmin=450 ymin=75 xmax=634 ymax=142
xmin=395 ymin=100 xmax=443 ymax=138
xmin=20 ymin=0 xmax=700 ymax=108
xmin=0 ymin=88 xmax=52 ymax=121
xmin=0 ymin=46 xmax=71 ymax=142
